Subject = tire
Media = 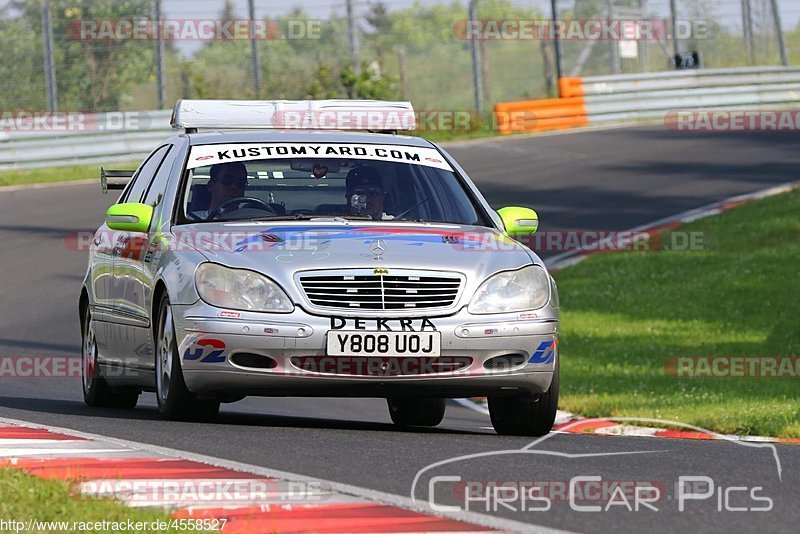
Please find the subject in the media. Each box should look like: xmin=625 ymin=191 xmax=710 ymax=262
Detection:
xmin=387 ymin=397 xmax=446 ymax=427
xmin=155 ymin=294 xmax=220 ymax=422
xmin=489 ymin=358 xmax=559 ymax=437
xmin=81 ymin=307 xmax=139 ymax=409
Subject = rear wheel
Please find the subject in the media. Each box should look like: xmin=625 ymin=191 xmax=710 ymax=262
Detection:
xmin=489 ymin=359 xmax=559 ymax=436
xmin=155 ymin=295 xmax=220 ymax=421
xmin=81 ymin=308 xmax=139 ymax=409
xmin=387 ymin=397 xmax=446 ymax=427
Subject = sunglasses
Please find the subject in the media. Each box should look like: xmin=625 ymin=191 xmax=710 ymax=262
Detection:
xmin=350 ymin=187 xmax=382 ymax=197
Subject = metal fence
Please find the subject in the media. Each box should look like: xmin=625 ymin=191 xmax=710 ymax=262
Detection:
xmin=577 ymin=66 xmax=800 ymax=122
xmin=549 ymin=0 xmax=791 ymax=78
xmin=0 ymin=0 xmax=796 ymax=117
xmin=494 ymin=66 xmax=800 ymax=133
xmin=0 ymin=110 xmax=171 ymax=171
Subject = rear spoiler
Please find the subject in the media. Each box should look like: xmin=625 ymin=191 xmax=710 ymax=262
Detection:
xmin=100 ymin=167 xmax=135 ymax=194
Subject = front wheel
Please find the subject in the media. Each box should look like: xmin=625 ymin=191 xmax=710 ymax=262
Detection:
xmin=81 ymin=307 xmax=139 ymax=409
xmin=489 ymin=359 xmax=559 ymax=436
xmin=387 ymin=397 xmax=446 ymax=427
xmin=155 ymin=295 xmax=219 ymax=421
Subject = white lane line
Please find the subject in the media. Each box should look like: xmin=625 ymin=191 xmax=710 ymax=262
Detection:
xmin=720 ymin=435 xmax=780 ymax=443
xmin=0 ymin=448 xmax=131 ymax=457
xmin=594 ymin=425 xmax=660 ymax=437
xmin=452 ymin=398 xmax=490 ymax=415
xmin=452 ymin=399 xmax=575 ymax=427
xmin=0 ymin=415 xmax=575 ymax=534
xmin=0 ymin=179 xmax=95 ymax=192
xmin=0 ymin=439 xmax=85 ymax=445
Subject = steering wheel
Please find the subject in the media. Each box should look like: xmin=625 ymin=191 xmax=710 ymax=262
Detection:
xmin=207 ymin=197 xmax=275 ymax=220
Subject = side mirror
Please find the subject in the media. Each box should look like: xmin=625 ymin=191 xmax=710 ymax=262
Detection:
xmin=105 ymin=203 xmax=153 ymax=233
xmin=498 ymin=206 xmax=539 ymax=237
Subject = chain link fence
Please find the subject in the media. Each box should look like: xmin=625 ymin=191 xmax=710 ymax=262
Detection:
xmin=0 ymin=0 xmax=796 ymax=115
xmin=551 ymin=0 xmax=790 ymax=78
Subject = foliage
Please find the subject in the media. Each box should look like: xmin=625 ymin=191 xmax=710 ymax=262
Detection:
xmin=2 ymin=0 xmax=155 ymax=111
xmin=340 ymin=62 xmax=400 ymax=99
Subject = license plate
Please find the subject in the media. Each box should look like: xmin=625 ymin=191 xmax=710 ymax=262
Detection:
xmin=326 ymin=331 xmax=441 ymax=357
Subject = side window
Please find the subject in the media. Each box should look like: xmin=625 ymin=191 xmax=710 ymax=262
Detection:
xmin=120 ymin=145 xmax=170 ymax=204
xmin=142 ymin=145 xmax=176 ymax=208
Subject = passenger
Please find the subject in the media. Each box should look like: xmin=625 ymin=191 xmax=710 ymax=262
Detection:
xmin=345 ymin=166 xmax=392 ymax=220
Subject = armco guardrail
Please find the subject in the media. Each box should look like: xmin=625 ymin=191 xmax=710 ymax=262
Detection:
xmin=495 ymin=67 xmax=800 ymax=134
xmin=0 ymin=110 xmax=173 ymax=171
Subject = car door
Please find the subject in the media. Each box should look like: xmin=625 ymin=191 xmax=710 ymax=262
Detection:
xmin=87 ymin=219 xmax=118 ymax=364
xmin=108 ymin=145 xmax=172 ymax=369
xmin=90 ymin=223 xmax=115 ymax=311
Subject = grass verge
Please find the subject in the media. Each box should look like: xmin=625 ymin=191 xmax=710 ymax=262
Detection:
xmin=555 ymin=187 xmax=800 ymax=438
xmin=0 ymin=468 xmax=181 ymax=533
xmin=0 ymin=162 xmax=140 ymax=188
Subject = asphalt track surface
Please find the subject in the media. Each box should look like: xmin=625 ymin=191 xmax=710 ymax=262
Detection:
xmin=1 ymin=125 xmax=799 ymax=532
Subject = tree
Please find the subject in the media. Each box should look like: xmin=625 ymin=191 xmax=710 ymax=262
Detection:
xmin=5 ymin=0 xmax=155 ymax=111
xmin=341 ymin=61 xmax=399 ymax=100
xmin=220 ymin=0 xmax=237 ymax=22
xmin=362 ymin=2 xmax=391 ymax=65
xmin=0 ymin=5 xmax=45 ymax=109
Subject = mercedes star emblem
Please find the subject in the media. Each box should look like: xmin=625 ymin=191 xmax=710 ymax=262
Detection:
xmin=369 ymin=239 xmax=386 ymax=260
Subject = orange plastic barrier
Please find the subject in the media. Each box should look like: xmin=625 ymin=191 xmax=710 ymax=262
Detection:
xmin=558 ymin=77 xmax=585 ymax=98
xmin=494 ymin=77 xmax=588 ymax=134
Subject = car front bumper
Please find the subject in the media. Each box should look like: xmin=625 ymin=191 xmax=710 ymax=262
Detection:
xmin=173 ymin=301 xmax=558 ymax=399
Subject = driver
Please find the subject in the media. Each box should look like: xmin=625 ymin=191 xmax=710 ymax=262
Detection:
xmin=206 ymin=162 xmax=248 ymax=216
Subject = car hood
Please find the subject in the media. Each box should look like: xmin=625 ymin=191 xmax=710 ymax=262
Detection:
xmin=173 ymin=221 xmax=539 ymax=284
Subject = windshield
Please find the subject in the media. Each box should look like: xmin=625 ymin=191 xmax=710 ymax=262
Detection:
xmin=180 ymin=142 xmax=488 ymax=225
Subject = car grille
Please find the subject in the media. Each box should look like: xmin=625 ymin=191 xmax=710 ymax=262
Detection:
xmin=298 ymin=271 xmax=462 ymax=310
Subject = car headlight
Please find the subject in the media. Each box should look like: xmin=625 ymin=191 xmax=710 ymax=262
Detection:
xmin=195 ymin=263 xmax=293 ymax=312
xmin=468 ymin=265 xmax=550 ymax=314
xmin=549 ymin=275 xmax=559 ymax=309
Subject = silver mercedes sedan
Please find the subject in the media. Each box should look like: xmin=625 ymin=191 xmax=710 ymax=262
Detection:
xmin=80 ymin=100 xmax=560 ymax=436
